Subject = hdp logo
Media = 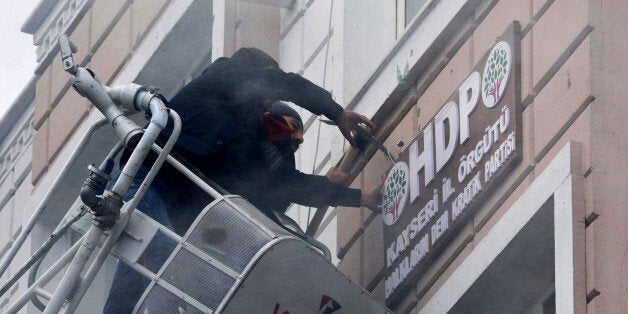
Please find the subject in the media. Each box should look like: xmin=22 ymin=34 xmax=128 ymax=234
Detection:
xmin=381 ymin=162 xmax=409 ymax=225
xmin=482 ymin=41 xmax=512 ymax=108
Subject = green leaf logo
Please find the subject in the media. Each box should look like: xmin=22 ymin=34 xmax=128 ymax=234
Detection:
xmin=382 ymin=162 xmax=410 ymax=225
xmin=481 ymin=41 xmax=512 ymax=108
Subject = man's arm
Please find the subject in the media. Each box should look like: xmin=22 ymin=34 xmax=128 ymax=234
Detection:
xmin=278 ymin=171 xmax=362 ymax=209
xmin=227 ymin=64 xmax=376 ymax=147
xmin=257 ymin=141 xmax=382 ymax=211
xmin=228 ymin=65 xmax=342 ymax=118
xmin=326 ymin=167 xmax=383 ymax=213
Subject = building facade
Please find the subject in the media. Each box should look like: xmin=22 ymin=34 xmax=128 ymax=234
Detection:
xmin=332 ymin=0 xmax=627 ymax=312
xmin=0 ymin=0 xmax=625 ymax=312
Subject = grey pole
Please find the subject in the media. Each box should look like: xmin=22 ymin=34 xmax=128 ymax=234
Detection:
xmin=63 ymin=109 xmax=181 ymax=313
xmin=43 ymin=91 xmax=168 ymax=314
xmin=43 ymin=35 xmax=169 ymax=313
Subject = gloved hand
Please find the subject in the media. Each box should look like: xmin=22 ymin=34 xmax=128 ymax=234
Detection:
xmin=91 ymin=209 xmax=119 ymax=229
xmin=88 ymin=193 xmax=122 ymax=229
xmin=333 ymin=110 xmax=376 ymax=147
xmin=360 ymin=173 xmax=386 ymax=213
xmin=325 ymin=167 xmax=350 ymax=186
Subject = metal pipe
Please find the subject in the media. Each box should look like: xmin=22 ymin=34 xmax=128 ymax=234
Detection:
xmin=27 ymin=255 xmax=47 ymax=311
xmin=5 ymin=235 xmax=83 ymax=313
xmin=111 ymin=93 xmax=168 ymax=197
xmin=43 ymin=226 xmax=101 ymax=313
xmin=44 ymin=92 xmax=169 ymax=314
xmin=64 ymin=109 xmax=180 ymax=313
xmin=34 ymin=287 xmax=53 ymax=301
xmin=79 ymin=142 xmax=122 ymax=211
xmin=71 ymin=67 xmax=144 ymax=149
xmin=80 ymin=165 xmax=112 ymax=208
xmin=21 ymin=142 xmax=123 ymax=311
xmin=0 ymin=118 xmax=108 ymax=278
xmin=105 ymin=83 xmax=146 ymax=112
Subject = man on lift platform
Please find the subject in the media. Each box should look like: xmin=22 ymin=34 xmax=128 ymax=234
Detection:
xmin=103 ymin=47 xmax=382 ymax=313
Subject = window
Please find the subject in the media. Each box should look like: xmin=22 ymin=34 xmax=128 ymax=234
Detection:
xmin=396 ymin=0 xmax=432 ymax=37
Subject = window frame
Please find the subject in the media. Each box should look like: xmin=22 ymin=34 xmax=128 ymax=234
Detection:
xmin=396 ymin=0 xmax=434 ymax=38
xmin=420 ymin=143 xmax=586 ymax=313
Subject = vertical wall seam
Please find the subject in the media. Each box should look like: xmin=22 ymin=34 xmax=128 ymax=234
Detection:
xmin=527 ymin=0 xmax=535 ymax=171
xmin=313 ymin=153 xmax=331 ymax=175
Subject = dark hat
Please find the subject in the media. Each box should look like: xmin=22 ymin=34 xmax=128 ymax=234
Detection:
xmin=268 ymin=102 xmax=303 ymax=130
xmin=231 ymin=47 xmax=279 ymax=69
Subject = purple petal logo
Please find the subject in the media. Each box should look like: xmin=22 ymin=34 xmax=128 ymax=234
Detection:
xmin=482 ymin=41 xmax=512 ymax=108
xmin=382 ymin=162 xmax=409 ymax=225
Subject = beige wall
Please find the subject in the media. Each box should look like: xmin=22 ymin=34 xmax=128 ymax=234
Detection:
xmin=31 ymin=0 xmax=171 ymax=185
xmin=586 ymin=0 xmax=628 ymax=311
xmin=337 ymin=0 xmax=627 ymax=311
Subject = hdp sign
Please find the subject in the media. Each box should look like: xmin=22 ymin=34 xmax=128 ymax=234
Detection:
xmin=381 ymin=23 xmax=522 ymax=306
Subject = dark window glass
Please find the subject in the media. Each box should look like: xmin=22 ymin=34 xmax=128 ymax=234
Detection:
xmin=405 ymin=0 xmax=428 ymax=25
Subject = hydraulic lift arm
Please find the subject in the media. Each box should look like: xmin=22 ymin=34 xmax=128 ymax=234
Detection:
xmin=43 ymin=35 xmax=172 ymax=314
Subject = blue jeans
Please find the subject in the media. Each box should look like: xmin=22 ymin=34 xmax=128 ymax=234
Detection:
xmin=103 ymin=166 xmax=177 ymax=313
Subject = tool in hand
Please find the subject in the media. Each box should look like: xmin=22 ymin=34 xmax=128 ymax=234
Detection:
xmin=320 ymin=119 xmax=396 ymax=163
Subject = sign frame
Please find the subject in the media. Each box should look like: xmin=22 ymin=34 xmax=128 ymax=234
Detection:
xmin=382 ymin=21 xmax=523 ymax=307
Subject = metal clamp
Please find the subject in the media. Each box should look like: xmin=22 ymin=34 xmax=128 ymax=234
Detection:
xmin=58 ymin=35 xmax=78 ymax=74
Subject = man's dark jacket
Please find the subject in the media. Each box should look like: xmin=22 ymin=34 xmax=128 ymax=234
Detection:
xmin=150 ymin=56 xmax=361 ymax=222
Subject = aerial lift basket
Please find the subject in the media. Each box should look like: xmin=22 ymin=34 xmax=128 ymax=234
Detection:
xmin=135 ymin=195 xmax=387 ymax=313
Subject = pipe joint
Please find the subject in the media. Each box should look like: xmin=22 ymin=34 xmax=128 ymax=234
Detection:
xmin=135 ymin=89 xmax=168 ymax=128
xmin=80 ymin=165 xmax=122 ymax=229
xmin=112 ymin=115 xmax=144 ymax=149
xmin=107 ymin=84 xmax=147 ymax=112
xmin=80 ymin=164 xmax=111 ymax=208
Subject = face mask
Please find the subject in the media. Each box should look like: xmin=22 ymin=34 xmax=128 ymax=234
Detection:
xmin=261 ymin=113 xmax=295 ymax=142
